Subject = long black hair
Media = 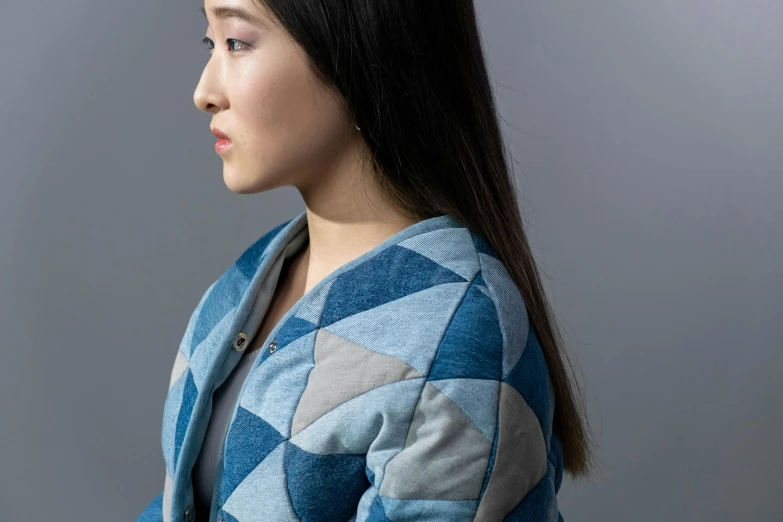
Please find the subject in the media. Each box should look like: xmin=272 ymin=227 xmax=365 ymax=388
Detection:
xmin=255 ymin=0 xmax=593 ymax=477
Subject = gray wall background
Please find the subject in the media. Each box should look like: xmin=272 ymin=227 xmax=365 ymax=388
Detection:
xmin=1 ymin=1 xmax=780 ymax=520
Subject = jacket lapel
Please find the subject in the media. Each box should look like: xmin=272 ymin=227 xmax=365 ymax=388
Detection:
xmin=161 ymin=212 xmax=308 ymax=520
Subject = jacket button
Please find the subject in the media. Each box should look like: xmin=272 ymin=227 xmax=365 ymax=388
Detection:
xmin=268 ymin=339 xmax=277 ymax=354
xmin=183 ymin=504 xmax=194 ymax=521
xmin=233 ymin=332 xmax=248 ymax=352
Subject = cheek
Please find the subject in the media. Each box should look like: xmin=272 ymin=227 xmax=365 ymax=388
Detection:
xmin=235 ymin=59 xmax=346 ymax=161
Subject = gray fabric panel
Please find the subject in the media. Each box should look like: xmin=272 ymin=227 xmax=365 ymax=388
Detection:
xmin=474 ymin=381 xmax=547 ymax=520
xmin=378 ymin=380 xmax=492 ymax=500
xmin=290 ymin=328 xmax=422 ymax=437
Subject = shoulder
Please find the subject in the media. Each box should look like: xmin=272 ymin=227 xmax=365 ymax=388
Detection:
xmin=430 ymin=226 xmax=554 ymax=443
xmin=365 ymin=224 xmax=531 ymax=378
xmin=470 ymin=232 xmax=555 ymax=455
xmin=372 ymin=229 xmax=554 ymax=513
xmin=411 ymin=223 xmax=527 ymax=335
xmin=423 ymin=227 xmax=532 ymax=378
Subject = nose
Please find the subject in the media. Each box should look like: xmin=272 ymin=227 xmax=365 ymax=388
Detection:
xmin=193 ymin=63 xmax=226 ymax=114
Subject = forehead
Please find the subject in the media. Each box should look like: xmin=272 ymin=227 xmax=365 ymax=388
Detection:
xmin=200 ymin=0 xmax=273 ymax=28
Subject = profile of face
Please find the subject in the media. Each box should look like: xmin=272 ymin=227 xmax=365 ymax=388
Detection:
xmin=194 ymin=0 xmax=357 ymax=194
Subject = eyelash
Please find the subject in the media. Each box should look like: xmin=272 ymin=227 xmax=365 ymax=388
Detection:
xmin=201 ymin=36 xmax=250 ymax=52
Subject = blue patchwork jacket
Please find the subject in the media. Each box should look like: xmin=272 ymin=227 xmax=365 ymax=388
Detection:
xmin=137 ymin=211 xmax=565 ymax=522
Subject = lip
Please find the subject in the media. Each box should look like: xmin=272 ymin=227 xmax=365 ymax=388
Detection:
xmin=211 ymin=126 xmax=233 ymax=154
xmin=211 ymin=126 xmax=230 ymax=140
xmin=215 ymin=138 xmax=233 ymax=154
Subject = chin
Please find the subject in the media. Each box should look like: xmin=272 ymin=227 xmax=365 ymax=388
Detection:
xmin=222 ymin=167 xmax=281 ymax=195
xmin=222 ymin=168 xmax=255 ymax=194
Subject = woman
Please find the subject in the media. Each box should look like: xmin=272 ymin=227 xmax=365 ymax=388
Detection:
xmin=138 ymin=0 xmax=593 ymax=520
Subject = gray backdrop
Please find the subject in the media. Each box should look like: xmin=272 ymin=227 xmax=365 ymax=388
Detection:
xmin=1 ymin=1 xmax=780 ymax=520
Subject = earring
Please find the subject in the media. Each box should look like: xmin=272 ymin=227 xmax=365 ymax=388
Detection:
xmin=354 ymin=123 xmax=361 ymax=131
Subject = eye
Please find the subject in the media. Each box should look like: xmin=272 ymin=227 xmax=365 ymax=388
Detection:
xmin=201 ymin=37 xmax=251 ymax=52
xmin=227 ymin=38 xmax=251 ymax=51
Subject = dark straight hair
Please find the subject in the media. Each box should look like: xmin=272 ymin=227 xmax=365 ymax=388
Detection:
xmin=255 ymin=0 xmax=593 ymax=477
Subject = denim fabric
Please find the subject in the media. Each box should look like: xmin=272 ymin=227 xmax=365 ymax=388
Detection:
xmin=136 ymin=211 xmax=564 ymax=522
xmin=137 ymin=492 xmax=163 ymax=522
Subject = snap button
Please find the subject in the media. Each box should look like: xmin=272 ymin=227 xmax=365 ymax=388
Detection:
xmin=268 ymin=339 xmax=277 ymax=354
xmin=183 ymin=504 xmax=194 ymax=521
xmin=233 ymin=332 xmax=248 ymax=352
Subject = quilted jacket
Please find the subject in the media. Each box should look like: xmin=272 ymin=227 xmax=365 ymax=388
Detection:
xmin=136 ymin=210 xmax=565 ymax=522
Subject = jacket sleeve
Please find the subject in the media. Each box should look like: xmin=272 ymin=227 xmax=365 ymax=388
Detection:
xmin=355 ymin=373 xmax=551 ymax=521
xmin=136 ymin=491 xmax=164 ymax=522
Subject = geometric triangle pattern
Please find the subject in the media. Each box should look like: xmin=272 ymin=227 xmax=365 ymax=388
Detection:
xmin=138 ymin=210 xmax=565 ymax=522
xmin=427 ymin=277 xmax=504 ymax=381
xmin=173 ymin=369 xmax=197 ymax=475
xmin=500 ymin=457 xmax=560 ymax=522
xmin=320 ymin=244 xmax=468 ymax=327
xmin=478 ymin=252 xmax=530 ymax=379
xmin=238 ymin=328 xmax=317 ymax=439
xmin=220 ymin=442 xmax=297 ymax=521
xmin=430 ymin=378 xmax=499 ymax=442
xmin=322 ymin=281 xmax=468 ymax=376
xmin=284 ymin=441 xmax=369 ymax=521
xmin=218 ymin=406 xmax=286 ymax=504
xmin=288 ymin=377 xmax=424 ymax=481
xmin=290 ymin=328 xmax=422 ymax=438
xmin=473 ymin=382 xmax=547 ymax=520
xmin=396 ymin=227 xmax=479 ymax=282
xmin=503 ymin=320 xmax=555 ymax=454
xmin=378 ymin=381 xmax=493 ymax=501
xmin=188 ymin=263 xmax=247 ymax=357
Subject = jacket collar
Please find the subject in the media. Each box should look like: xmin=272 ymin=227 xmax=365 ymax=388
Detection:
xmin=225 ymin=211 xmax=464 ymax=349
xmin=183 ymin=210 xmax=465 ymax=367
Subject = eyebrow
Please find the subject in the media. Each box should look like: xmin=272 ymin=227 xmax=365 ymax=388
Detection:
xmin=200 ymin=5 xmax=264 ymax=26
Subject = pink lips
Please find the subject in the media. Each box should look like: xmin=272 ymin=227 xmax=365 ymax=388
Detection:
xmin=211 ymin=126 xmax=233 ymax=154
xmin=215 ymin=138 xmax=232 ymax=154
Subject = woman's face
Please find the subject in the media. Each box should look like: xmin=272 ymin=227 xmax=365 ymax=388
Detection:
xmin=194 ymin=0 xmax=354 ymax=194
